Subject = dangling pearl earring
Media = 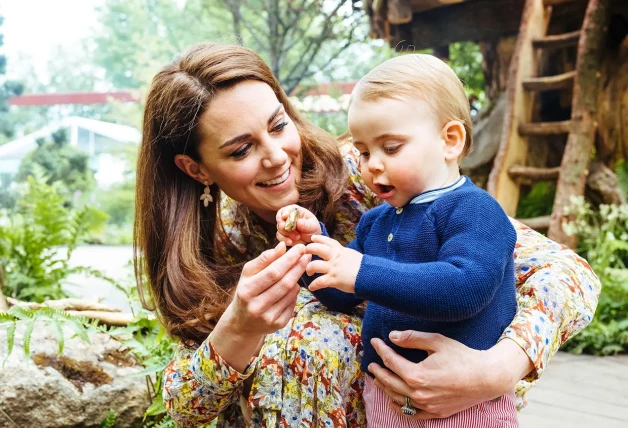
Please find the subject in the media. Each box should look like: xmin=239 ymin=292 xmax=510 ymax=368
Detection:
xmin=200 ymin=181 xmax=213 ymax=207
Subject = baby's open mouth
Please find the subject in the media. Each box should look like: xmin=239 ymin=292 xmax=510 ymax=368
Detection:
xmin=377 ymin=184 xmax=395 ymax=194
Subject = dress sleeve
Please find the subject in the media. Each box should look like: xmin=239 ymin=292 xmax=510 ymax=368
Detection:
xmin=501 ymin=220 xmax=601 ymax=380
xmin=163 ymin=335 xmax=257 ymax=427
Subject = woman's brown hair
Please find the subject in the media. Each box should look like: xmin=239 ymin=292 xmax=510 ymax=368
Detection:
xmin=134 ymin=43 xmax=347 ymax=342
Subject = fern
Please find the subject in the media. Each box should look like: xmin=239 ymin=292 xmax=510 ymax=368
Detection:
xmin=22 ymin=318 xmax=35 ymax=357
xmin=1 ymin=306 xmax=94 ymax=361
xmin=99 ymin=409 xmax=116 ymax=428
xmin=0 ymin=169 xmax=108 ymax=302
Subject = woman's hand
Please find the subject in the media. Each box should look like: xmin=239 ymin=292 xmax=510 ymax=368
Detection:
xmin=276 ymin=205 xmax=321 ymax=246
xmin=211 ymin=241 xmax=310 ymax=372
xmin=369 ymin=331 xmax=533 ymax=419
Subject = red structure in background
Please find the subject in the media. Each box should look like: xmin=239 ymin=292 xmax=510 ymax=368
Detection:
xmin=8 ymin=91 xmax=142 ymax=106
xmin=8 ymin=82 xmax=357 ymax=107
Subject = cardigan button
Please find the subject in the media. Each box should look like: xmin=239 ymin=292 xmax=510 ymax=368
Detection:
xmin=396 ymin=207 xmax=403 ymax=214
xmin=387 ymin=233 xmax=393 ymax=242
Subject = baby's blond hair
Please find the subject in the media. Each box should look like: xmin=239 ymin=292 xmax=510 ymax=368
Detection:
xmin=352 ymin=54 xmax=473 ymax=161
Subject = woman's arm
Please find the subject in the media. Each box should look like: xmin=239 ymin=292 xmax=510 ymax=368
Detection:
xmin=163 ymin=242 xmax=310 ymax=425
xmin=501 ymin=220 xmax=601 ymax=381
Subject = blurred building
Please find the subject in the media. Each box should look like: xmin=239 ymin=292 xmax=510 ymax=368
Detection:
xmin=0 ymin=116 xmax=141 ymax=190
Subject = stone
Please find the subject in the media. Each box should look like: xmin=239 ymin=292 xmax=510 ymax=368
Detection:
xmin=0 ymin=323 xmax=151 ymax=428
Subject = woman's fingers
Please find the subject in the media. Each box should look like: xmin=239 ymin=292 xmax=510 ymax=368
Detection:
xmin=388 ymin=330 xmax=450 ymax=355
xmin=245 ymin=244 xmax=306 ymax=296
xmin=258 ymin=254 xmax=310 ymax=307
xmin=372 ymin=376 xmax=408 ymax=406
xmin=369 ymin=362 xmax=414 ymax=398
xmin=264 ymin=275 xmax=301 ymax=326
xmin=389 ymin=401 xmax=439 ymax=421
xmin=242 ymin=241 xmax=287 ymax=277
xmin=371 ymin=338 xmax=420 ymax=380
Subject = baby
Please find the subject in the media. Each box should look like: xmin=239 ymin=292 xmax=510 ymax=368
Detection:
xmin=277 ymin=54 xmax=519 ymax=427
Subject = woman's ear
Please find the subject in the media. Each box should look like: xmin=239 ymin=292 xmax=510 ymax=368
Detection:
xmin=441 ymin=121 xmax=466 ymax=162
xmin=174 ymin=154 xmax=214 ymax=185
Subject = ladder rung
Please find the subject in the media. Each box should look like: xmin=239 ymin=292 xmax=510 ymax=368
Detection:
xmin=518 ymin=121 xmax=572 ymax=136
xmin=533 ymin=31 xmax=580 ymax=49
xmin=508 ymin=166 xmax=561 ymax=181
xmin=518 ymin=216 xmax=551 ymax=230
xmin=523 ymin=71 xmax=576 ymax=91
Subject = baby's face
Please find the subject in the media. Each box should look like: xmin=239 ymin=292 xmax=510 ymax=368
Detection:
xmin=348 ymin=96 xmax=452 ymax=208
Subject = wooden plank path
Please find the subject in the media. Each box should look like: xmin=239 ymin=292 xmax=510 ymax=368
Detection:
xmin=519 ymin=352 xmax=628 ymax=427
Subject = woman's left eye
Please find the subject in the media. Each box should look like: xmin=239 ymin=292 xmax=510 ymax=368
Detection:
xmin=272 ymin=121 xmax=288 ymax=133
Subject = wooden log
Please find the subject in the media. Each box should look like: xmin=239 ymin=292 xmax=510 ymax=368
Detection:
xmin=508 ymin=165 xmax=561 ymax=181
xmin=518 ymin=215 xmax=551 ymax=230
xmin=488 ymin=0 xmax=551 ymax=216
xmin=389 ymin=0 xmax=413 ymax=24
xmin=522 ymin=70 xmax=576 ymax=91
xmin=6 ymin=297 xmax=122 ymax=312
xmin=533 ymin=31 xmax=581 ymax=49
xmin=518 ymin=120 xmax=572 ymax=135
xmin=549 ymin=0 xmax=611 ymax=248
xmin=65 ymin=311 xmax=134 ymax=326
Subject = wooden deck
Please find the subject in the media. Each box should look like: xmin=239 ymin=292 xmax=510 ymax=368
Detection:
xmin=519 ymin=352 xmax=628 ymax=427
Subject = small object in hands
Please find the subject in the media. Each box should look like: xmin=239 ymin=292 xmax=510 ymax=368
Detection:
xmin=285 ymin=207 xmax=299 ymax=232
xmin=401 ymin=396 xmax=418 ymax=417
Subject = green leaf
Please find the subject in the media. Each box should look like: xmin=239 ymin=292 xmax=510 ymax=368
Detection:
xmin=22 ymin=318 xmax=36 ymax=357
xmin=5 ymin=321 xmax=16 ymax=360
xmin=52 ymin=320 xmax=65 ymax=355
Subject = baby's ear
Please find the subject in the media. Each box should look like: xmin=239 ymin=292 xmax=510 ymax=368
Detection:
xmin=441 ymin=121 xmax=466 ymax=162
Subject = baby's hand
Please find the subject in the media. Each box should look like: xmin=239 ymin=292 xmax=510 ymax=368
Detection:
xmin=305 ymin=235 xmax=362 ymax=294
xmin=276 ymin=205 xmax=322 ymax=246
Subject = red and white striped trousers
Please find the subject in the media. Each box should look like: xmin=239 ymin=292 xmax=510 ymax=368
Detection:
xmin=364 ymin=375 xmax=519 ymax=428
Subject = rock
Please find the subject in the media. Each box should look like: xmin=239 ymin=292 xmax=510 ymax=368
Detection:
xmin=0 ymin=324 xmax=151 ymax=428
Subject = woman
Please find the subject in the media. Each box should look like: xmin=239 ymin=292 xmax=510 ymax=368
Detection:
xmin=134 ymin=43 xmax=600 ymax=427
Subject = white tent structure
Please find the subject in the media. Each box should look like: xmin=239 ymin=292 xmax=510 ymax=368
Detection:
xmin=0 ymin=116 xmax=141 ymax=189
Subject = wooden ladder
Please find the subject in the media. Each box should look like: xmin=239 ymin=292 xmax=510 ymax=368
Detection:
xmin=487 ymin=0 xmax=610 ymax=247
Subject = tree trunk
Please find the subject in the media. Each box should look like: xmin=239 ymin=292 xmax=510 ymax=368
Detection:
xmin=549 ymin=0 xmax=611 ymax=247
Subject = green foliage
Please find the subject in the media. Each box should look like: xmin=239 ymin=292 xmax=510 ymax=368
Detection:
xmin=15 ymin=130 xmax=95 ymax=199
xmin=0 ymin=306 xmax=92 ymax=363
xmin=448 ymin=42 xmax=486 ymax=108
xmin=0 ymin=169 xmax=108 ymax=301
xmin=99 ymin=409 xmax=116 ymax=428
xmin=561 ymin=198 xmax=628 ymax=355
xmin=516 ymin=182 xmax=556 ymax=219
xmin=94 ymin=0 xmax=229 ymax=89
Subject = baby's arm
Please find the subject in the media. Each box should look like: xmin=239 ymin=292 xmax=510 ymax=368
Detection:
xmin=355 ymin=193 xmax=517 ymax=321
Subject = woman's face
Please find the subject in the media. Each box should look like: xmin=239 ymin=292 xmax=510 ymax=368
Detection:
xmin=197 ymin=80 xmax=302 ymax=222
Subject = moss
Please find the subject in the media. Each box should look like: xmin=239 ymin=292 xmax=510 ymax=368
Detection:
xmin=32 ymin=353 xmax=113 ymax=392
xmin=103 ymin=348 xmax=139 ymax=368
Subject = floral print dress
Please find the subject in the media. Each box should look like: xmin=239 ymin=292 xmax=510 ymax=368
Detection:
xmin=163 ymin=145 xmax=601 ymax=427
